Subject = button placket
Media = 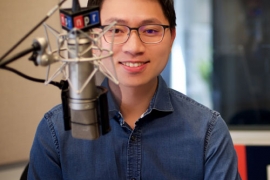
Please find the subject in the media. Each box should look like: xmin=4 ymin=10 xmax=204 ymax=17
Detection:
xmin=127 ymin=128 xmax=142 ymax=180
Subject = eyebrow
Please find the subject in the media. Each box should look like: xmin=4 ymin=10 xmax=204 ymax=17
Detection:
xmin=103 ymin=18 xmax=163 ymax=26
xmin=103 ymin=18 xmax=127 ymax=25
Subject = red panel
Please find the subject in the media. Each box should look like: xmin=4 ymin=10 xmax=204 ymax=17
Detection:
xmin=60 ymin=13 xmax=66 ymax=27
xmin=234 ymin=145 xmax=248 ymax=180
xmin=73 ymin=15 xmax=84 ymax=29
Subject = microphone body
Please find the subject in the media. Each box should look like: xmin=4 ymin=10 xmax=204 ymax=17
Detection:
xmin=68 ymin=33 xmax=100 ymax=140
xmin=59 ymin=3 xmax=111 ymax=140
xmin=31 ymin=2 xmax=113 ymax=140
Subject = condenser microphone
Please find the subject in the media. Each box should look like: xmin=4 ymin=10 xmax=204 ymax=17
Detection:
xmin=30 ymin=0 xmax=117 ymax=140
xmin=60 ymin=0 xmax=110 ymax=140
xmin=67 ymin=33 xmax=100 ymax=139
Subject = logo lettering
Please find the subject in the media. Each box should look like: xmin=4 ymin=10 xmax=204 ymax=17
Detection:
xmin=92 ymin=14 xmax=96 ymax=22
xmin=90 ymin=11 xmax=100 ymax=25
xmin=60 ymin=13 xmax=66 ymax=26
xmin=84 ymin=16 xmax=90 ymax=26
xmin=74 ymin=15 xmax=84 ymax=29
xmin=66 ymin=16 xmax=73 ymax=30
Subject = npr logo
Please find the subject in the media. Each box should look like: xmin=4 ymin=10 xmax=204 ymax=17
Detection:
xmin=60 ymin=8 xmax=100 ymax=31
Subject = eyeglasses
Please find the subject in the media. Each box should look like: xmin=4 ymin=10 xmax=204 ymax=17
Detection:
xmin=100 ymin=24 xmax=170 ymax=44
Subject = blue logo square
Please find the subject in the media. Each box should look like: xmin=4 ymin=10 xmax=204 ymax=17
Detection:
xmin=89 ymin=11 xmax=100 ymax=25
xmin=66 ymin=16 xmax=73 ymax=30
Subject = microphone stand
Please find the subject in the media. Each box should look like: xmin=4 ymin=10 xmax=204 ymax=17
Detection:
xmin=0 ymin=0 xmax=118 ymax=140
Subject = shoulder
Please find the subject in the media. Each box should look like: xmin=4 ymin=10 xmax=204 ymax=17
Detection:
xmin=156 ymin=76 xmax=223 ymax=131
xmin=166 ymin=88 xmax=228 ymax=141
xmin=42 ymin=104 xmax=64 ymax=128
xmin=36 ymin=104 xmax=66 ymax=141
xmin=43 ymin=104 xmax=63 ymax=120
xmin=168 ymin=88 xmax=220 ymax=120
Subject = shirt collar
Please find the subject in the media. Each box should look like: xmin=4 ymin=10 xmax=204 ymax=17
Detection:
xmin=101 ymin=75 xmax=174 ymax=116
xmin=152 ymin=75 xmax=174 ymax=112
xmin=101 ymin=78 xmax=119 ymax=117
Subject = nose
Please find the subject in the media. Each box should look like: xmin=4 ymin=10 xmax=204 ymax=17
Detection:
xmin=121 ymin=30 xmax=145 ymax=55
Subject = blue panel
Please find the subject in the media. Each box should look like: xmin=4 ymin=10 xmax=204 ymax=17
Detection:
xmin=246 ymin=146 xmax=270 ymax=180
xmin=66 ymin=16 xmax=73 ymax=30
xmin=89 ymin=10 xmax=100 ymax=25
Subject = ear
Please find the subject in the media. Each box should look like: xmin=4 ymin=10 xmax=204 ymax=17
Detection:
xmin=170 ymin=27 xmax=176 ymax=47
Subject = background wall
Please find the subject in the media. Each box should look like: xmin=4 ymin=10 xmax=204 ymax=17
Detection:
xmin=1 ymin=1 xmax=270 ymax=179
xmin=0 ymin=0 xmax=64 ymax=165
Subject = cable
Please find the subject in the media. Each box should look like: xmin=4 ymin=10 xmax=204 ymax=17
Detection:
xmin=0 ymin=66 xmax=62 ymax=88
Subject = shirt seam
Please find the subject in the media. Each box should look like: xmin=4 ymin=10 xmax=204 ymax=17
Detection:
xmin=44 ymin=106 xmax=61 ymax=157
xmin=204 ymin=111 xmax=220 ymax=160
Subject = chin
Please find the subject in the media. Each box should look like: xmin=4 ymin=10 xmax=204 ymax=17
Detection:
xmin=119 ymin=76 xmax=157 ymax=88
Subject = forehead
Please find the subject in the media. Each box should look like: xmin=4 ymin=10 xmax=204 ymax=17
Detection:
xmin=100 ymin=0 xmax=168 ymax=25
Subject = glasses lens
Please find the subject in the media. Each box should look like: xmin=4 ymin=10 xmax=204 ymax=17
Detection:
xmin=102 ymin=25 xmax=166 ymax=44
xmin=139 ymin=25 xmax=164 ymax=43
xmin=103 ymin=25 xmax=129 ymax=44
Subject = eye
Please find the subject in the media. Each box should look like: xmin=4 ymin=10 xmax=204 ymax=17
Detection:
xmin=145 ymin=29 xmax=158 ymax=34
xmin=140 ymin=25 xmax=162 ymax=36
xmin=104 ymin=26 xmax=126 ymax=38
xmin=111 ymin=28 xmax=121 ymax=34
xmin=107 ymin=28 xmax=119 ymax=34
xmin=110 ymin=26 xmax=126 ymax=34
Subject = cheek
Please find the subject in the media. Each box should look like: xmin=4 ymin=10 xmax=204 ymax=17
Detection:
xmin=93 ymin=39 xmax=118 ymax=76
xmin=99 ymin=38 xmax=120 ymax=61
xmin=154 ymin=49 xmax=171 ymax=75
xmin=99 ymin=56 xmax=118 ymax=80
xmin=150 ymin=45 xmax=170 ymax=67
xmin=154 ymin=37 xmax=173 ymax=69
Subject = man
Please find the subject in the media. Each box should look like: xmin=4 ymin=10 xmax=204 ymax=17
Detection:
xmin=28 ymin=0 xmax=241 ymax=179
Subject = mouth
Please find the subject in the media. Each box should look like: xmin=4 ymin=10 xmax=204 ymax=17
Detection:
xmin=120 ymin=61 xmax=149 ymax=67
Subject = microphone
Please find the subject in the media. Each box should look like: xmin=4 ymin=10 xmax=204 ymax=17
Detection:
xmin=59 ymin=0 xmax=110 ymax=140
xmin=30 ymin=0 xmax=118 ymax=140
xmin=67 ymin=33 xmax=100 ymax=140
xmin=0 ymin=0 xmax=118 ymax=140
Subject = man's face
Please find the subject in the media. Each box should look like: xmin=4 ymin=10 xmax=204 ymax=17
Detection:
xmin=100 ymin=0 xmax=175 ymax=88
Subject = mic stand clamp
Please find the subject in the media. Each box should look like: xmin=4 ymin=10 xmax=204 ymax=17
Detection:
xmin=29 ymin=38 xmax=59 ymax=66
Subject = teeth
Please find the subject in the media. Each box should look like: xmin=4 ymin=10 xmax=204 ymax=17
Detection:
xmin=122 ymin=62 xmax=144 ymax=67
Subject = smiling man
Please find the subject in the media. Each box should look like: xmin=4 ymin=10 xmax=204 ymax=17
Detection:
xmin=99 ymin=0 xmax=175 ymax=130
xmin=28 ymin=0 xmax=241 ymax=179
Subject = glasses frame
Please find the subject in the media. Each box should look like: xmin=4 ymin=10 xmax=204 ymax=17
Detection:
xmin=100 ymin=24 xmax=170 ymax=44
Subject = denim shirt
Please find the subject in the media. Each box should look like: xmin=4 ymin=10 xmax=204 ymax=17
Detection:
xmin=28 ymin=76 xmax=241 ymax=180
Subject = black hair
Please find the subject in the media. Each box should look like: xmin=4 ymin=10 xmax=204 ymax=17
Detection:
xmin=87 ymin=0 xmax=176 ymax=28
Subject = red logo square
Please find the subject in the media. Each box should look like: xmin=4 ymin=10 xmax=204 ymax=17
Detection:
xmin=73 ymin=15 xmax=84 ymax=29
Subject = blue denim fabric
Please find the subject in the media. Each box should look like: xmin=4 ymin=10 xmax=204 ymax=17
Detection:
xmin=28 ymin=76 xmax=241 ymax=180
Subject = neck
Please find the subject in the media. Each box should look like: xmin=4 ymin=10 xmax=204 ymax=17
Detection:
xmin=109 ymin=77 xmax=158 ymax=129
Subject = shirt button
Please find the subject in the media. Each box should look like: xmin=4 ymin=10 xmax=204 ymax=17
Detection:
xmin=131 ymin=135 xmax=136 ymax=142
